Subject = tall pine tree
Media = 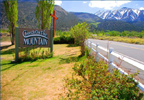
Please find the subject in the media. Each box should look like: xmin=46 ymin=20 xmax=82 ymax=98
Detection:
xmin=3 ymin=0 xmax=18 ymax=45
xmin=35 ymin=0 xmax=54 ymax=29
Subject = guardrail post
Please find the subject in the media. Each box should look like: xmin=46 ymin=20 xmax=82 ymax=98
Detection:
xmin=108 ymin=48 xmax=114 ymax=73
xmin=96 ymin=43 xmax=99 ymax=62
xmin=87 ymin=40 xmax=88 ymax=46
xmin=87 ymin=40 xmax=89 ymax=49
xmin=90 ymin=41 xmax=92 ymax=56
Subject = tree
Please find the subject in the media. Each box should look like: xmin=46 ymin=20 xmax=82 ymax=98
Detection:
xmin=35 ymin=0 xmax=54 ymax=29
xmin=70 ymin=22 xmax=90 ymax=55
xmin=3 ymin=0 xmax=18 ymax=45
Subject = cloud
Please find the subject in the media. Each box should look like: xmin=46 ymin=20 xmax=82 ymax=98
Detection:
xmin=139 ymin=7 xmax=144 ymax=10
xmin=89 ymin=1 xmax=131 ymax=10
xmin=55 ymin=0 xmax=62 ymax=6
xmin=83 ymin=1 xmax=87 ymax=4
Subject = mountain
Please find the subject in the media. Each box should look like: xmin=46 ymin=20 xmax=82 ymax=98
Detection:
xmin=0 ymin=2 xmax=80 ymax=31
xmin=70 ymin=12 xmax=103 ymax=23
xmin=0 ymin=0 xmax=36 ymax=2
xmin=17 ymin=0 xmax=36 ymax=2
xmin=53 ymin=5 xmax=80 ymax=31
xmin=1 ymin=2 xmax=144 ymax=32
xmin=70 ymin=11 xmax=144 ymax=32
xmin=97 ymin=20 xmax=143 ymax=32
xmin=95 ymin=7 xmax=144 ymax=22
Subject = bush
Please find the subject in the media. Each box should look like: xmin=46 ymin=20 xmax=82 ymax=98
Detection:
xmin=70 ymin=22 xmax=90 ymax=55
xmin=54 ymin=36 xmax=74 ymax=44
xmin=54 ymin=31 xmax=74 ymax=44
xmin=65 ymin=57 xmax=143 ymax=99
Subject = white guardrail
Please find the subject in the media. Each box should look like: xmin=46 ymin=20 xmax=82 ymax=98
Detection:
xmin=86 ymin=40 xmax=144 ymax=92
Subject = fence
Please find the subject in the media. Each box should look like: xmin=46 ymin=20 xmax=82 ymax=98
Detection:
xmin=86 ymin=40 xmax=144 ymax=92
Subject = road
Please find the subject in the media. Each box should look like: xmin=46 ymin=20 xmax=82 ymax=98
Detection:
xmin=88 ymin=39 xmax=144 ymax=63
xmin=88 ymin=39 xmax=144 ymax=82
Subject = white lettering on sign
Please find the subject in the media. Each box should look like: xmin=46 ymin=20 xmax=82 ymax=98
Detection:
xmin=22 ymin=30 xmax=48 ymax=45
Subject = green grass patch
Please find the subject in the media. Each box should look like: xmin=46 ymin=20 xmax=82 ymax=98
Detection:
xmin=0 ymin=36 xmax=11 ymax=42
xmin=1 ymin=44 xmax=81 ymax=99
xmin=91 ymin=22 xmax=101 ymax=27
xmin=93 ymin=36 xmax=144 ymax=45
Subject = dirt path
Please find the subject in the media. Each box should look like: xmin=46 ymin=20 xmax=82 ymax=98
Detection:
xmin=1 ymin=42 xmax=11 ymax=46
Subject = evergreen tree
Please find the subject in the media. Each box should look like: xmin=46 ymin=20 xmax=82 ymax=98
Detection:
xmin=3 ymin=0 xmax=18 ymax=45
xmin=35 ymin=0 xmax=54 ymax=29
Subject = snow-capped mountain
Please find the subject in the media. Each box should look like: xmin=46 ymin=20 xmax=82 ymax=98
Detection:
xmin=95 ymin=7 xmax=144 ymax=22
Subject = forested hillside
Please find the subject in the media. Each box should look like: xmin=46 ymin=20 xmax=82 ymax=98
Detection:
xmin=0 ymin=2 xmax=80 ymax=31
xmin=70 ymin=12 xmax=144 ymax=32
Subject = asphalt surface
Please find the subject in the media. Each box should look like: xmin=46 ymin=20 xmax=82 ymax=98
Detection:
xmin=88 ymin=39 xmax=144 ymax=81
xmin=88 ymin=39 xmax=144 ymax=63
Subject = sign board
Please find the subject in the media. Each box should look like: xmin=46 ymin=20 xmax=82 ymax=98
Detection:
xmin=15 ymin=27 xmax=53 ymax=62
xmin=18 ymin=28 xmax=51 ymax=48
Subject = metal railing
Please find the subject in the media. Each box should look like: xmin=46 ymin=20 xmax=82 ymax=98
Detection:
xmin=86 ymin=40 xmax=144 ymax=92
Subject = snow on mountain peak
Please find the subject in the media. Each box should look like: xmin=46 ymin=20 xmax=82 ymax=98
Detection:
xmin=132 ymin=9 xmax=140 ymax=15
xmin=95 ymin=7 xmax=144 ymax=22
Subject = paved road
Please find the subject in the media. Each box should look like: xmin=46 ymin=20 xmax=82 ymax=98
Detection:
xmin=88 ymin=39 xmax=144 ymax=63
xmin=88 ymin=39 xmax=144 ymax=82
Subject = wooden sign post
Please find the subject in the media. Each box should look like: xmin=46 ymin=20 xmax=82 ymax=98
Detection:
xmin=50 ymin=10 xmax=58 ymax=37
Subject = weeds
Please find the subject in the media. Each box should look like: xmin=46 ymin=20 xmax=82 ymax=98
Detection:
xmin=18 ymin=47 xmax=53 ymax=62
xmin=94 ymin=36 xmax=144 ymax=45
xmin=64 ymin=57 xmax=144 ymax=99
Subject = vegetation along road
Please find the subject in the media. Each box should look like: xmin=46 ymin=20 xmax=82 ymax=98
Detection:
xmin=88 ymin=39 xmax=144 ymax=82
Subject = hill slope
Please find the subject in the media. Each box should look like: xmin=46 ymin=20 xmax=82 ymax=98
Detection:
xmin=1 ymin=2 xmax=80 ymax=31
xmin=1 ymin=2 xmax=144 ymax=32
xmin=70 ymin=12 xmax=144 ymax=32
xmin=70 ymin=12 xmax=103 ymax=23
xmin=97 ymin=20 xmax=143 ymax=32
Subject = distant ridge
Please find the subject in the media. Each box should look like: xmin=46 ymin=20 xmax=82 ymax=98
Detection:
xmin=70 ymin=12 xmax=103 ymax=23
xmin=95 ymin=7 xmax=144 ymax=22
xmin=1 ymin=2 xmax=144 ymax=32
xmin=0 ymin=2 xmax=80 ymax=31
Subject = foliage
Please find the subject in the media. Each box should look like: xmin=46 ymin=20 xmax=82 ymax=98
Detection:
xmin=54 ymin=36 xmax=74 ymax=44
xmin=3 ymin=0 xmax=18 ymax=45
xmin=97 ymin=20 xmax=144 ymax=32
xmin=94 ymin=30 xmax=144 ymax=38
xmin=70 ymin=22 xmax=90 ymax=55
xmin=94 ymin=36 xmax=144 ymax=45
xmin=0 ymin=29 xmax=9 ymax=33
xmin=84 ymin=46 xmax=90 ymax=58
xmin=35 ymin=0 xmax=54 ymax=29
xmin=65 ymin=57 xmax=144 ymax=99
xmin=18 ymin=47 xmax=53 ymax=62
xmin=1 ymin=2 xmax=79 ymax=31
xmin=54 ymin=31 xmax=74 ymax=44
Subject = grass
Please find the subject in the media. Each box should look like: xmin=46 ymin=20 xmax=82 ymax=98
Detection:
xmin=0 ymin=29 xmax=11 ymax=42
xmin=1 ymin=44 xmax=84 ymax=100
xmin=91 ymin=22 xmax=101 ymax=27
xmin=92 ymin=36 xmax=144 ymax=45
xmin=0 ymin=35 xmax=11 ymax=42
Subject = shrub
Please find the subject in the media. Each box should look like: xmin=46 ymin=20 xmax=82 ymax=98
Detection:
xmin=70 ymin=22 xmax=90 ymax=55
xmin=54 ymin=36 xmax=74 ymax=44
xmin=65 ymin=57 xmax=143 ymax=99
xmin=54 ymin=31 xmax=74 ymax=44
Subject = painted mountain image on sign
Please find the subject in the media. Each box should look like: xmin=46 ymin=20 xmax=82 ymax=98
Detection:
xmin=18 ymin=28 xmax=51 ymax=47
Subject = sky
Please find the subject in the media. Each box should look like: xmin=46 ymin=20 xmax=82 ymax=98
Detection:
xmin=54 ymin=0 xmax=144 ymax=14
